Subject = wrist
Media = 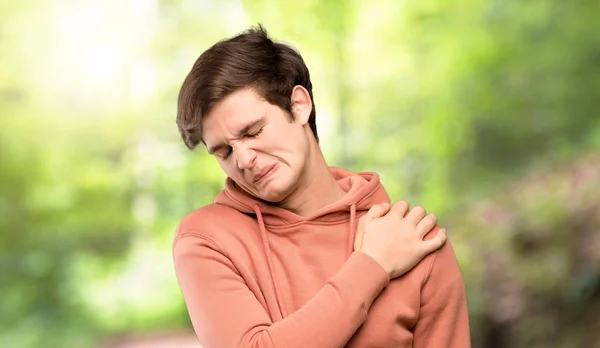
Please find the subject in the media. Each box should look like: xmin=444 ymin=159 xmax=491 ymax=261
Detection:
xmin=357 ymin=250 xmax=391 ymax=279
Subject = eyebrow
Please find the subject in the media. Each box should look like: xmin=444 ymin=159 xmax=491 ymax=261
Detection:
xmin=207 ymin=116 xmax=267 ymax=154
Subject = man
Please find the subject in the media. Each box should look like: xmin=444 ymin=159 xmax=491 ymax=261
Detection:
xmin=173 ymin=25 xmax=470 ymax=347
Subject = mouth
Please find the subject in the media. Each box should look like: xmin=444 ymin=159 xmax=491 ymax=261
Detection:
xmin=253 ymin=163 xmax=279 ymax=184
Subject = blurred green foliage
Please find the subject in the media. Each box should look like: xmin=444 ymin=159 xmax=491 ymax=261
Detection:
xmin=1 ymin=0 xmax=599 ymax=347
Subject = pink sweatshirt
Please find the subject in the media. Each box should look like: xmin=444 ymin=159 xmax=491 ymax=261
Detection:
xmin=173 ymin=167 xmax=470 ymax=347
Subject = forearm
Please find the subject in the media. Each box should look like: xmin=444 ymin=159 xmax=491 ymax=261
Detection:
xmin=243 ymin=252 xmax=388 ymax=347
xmin=175 ymin=236 xmax=389 ymax=348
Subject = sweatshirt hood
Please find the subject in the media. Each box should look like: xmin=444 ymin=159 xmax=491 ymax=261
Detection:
xmin=214 ymin=166 xmax=390 ymax=228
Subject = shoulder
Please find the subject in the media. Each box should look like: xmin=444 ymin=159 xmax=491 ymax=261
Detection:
xmin=174 ymin=203 xmax=259 ymax=248
xmin=176 ymin=204 xmax=244 ymax=239
xmin=400 ymin=226 xmax=462 ymax=287
xmin=172 ymin=204 xmax=262 ymax=274
xmin=178 ymin=204 xmax=237 ymax=229
xmin=420 ymin=232 xmax=464 ymax=288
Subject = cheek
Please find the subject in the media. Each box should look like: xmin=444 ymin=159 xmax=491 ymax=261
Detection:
xmin=274 ymin=126 xmax=304 ymax=151
xmin=218 ymin=159 xmax=238 ymax=178
xmin=263 ymin=133 xmax=284 ymax=150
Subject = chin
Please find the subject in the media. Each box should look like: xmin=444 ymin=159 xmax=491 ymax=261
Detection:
xmin=256 ymin=179 xmax=294 ymax=203
xmin=256 ymin=187 xmax=286 ymax=203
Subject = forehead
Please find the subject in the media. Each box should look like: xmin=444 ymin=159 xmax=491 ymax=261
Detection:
xmin=202 ymin=88 xmax=266 ymax=141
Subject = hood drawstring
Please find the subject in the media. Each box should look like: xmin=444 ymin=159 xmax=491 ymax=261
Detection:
xmin=254 ymin=202 xmax=359 ymax=319
xmin=254 ymin=204 xmax=286 ymax=319
xmin=347 ymin=203 xmax=357 ymax=258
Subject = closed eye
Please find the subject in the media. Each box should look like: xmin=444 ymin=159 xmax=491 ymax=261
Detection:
xmin=246 ymin=127 xmax=264 ymax=139
xmin=217 ymin=126 xmax=264 ymax=160
xmin=219 ymin=147 xmax=233 ymax=159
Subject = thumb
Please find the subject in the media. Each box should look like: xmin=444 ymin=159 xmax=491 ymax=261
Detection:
xmin=354 ymin=226 xmax=364 ymax=251
xmin=365 ymin=202 xmax=390 ymax=219
xmin=354 ymin=203 xmax=390 ymax=251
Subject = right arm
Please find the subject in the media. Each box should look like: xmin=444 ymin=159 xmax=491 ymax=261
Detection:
xmin=174 ymin=233 xmax=390 ymax=348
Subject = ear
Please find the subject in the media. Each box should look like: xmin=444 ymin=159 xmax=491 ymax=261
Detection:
xmin=290 ymin=85 xmax=312 ymax=126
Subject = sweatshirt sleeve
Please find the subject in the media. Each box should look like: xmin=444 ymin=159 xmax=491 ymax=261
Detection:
xmin=412 ymin=239 xmax=471 ymax=348
xmin=173 ymin=233 xmax=390 ymax=348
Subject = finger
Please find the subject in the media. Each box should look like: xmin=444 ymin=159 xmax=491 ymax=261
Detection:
xmin=364 ymin=202 xmax=391 ymax=220
xmin=416 ymin=213 xmax=437 ymax=238
xmin=389 ymin=200 xmax=409 ymax=218
xmin=421 ymin=228 xmax=447 ymax=253
xmin=405 ymin=205 xmax=426 ymax=225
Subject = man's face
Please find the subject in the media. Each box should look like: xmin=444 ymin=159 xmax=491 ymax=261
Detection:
xmin=202 ymin=88 xmax=311 ymax=203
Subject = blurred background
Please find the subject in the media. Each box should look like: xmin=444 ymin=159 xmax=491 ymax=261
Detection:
xmin=1 ymin=0 xmax=599 ymax=347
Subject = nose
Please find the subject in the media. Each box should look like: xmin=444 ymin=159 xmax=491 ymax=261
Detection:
xmin=233 ymin=143 xmax=257 ymax=170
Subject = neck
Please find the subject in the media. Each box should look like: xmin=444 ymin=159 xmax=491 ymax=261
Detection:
xmin=278 ymin=143 xmax=346 ymax=218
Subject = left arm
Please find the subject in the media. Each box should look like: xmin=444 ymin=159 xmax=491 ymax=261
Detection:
xmin=413 ymin=236 xmax=471 ymax=347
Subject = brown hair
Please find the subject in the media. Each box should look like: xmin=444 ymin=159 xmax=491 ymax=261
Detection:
xmin=176 ymin=24 xmax=318 ymax=150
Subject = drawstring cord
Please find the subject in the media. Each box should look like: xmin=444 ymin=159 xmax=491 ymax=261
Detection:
xmin=254 ymin=202 xmax=358 ymax=319
xmin=347 ymin=203 xmax=357 ymax=258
